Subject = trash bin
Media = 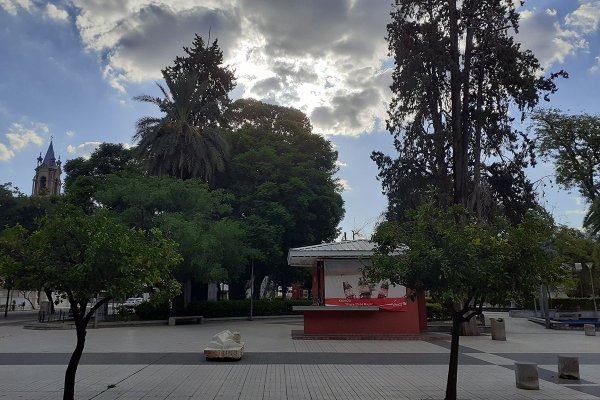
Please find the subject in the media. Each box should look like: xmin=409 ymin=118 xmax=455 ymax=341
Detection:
xmin=491 ymin=318 xmax=506 ymax=341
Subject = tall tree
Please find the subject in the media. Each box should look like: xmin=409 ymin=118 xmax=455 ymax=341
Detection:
xmin=62 ymin=143 xmax=136 ymax=211
xmin=222 ymin=99 xmax=344 ymax=296
xmin=373 ymin=2 xmax=565 ymax=399
xmin=93 ymin=171 xmax=251 ymax=305
xmin=531 ymin=109 xmax=600 ymax=233
xmin=1 ymin=207 xmax=180 ymax=400
xmin=133 ymin=71 xmax=230 ymax=183
xmin=374 ymin=0 xmax=564 ymax=222
xmin=163 ymin=34 xmax=235 ymax=128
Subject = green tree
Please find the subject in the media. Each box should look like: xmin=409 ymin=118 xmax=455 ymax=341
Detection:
xmin=222 ymin=99 xmax=344 ymax=297
xmin=586 ymin=201 xmax=600 ymax=235
xmin=62 ymin=143 xmax=136 ymax=211
xmin=133 ymin=71 xmax=230 ymax=183
xmin=93 ymin=171 xmax=250 ymax=304
xmin=531 ymin=109 xmax=600 ymax=233
xmin=374 ymin=0 xmax=564 ymax=223
xmin=163 ymin=34 xmax=235 ymax=128
xmin=553 ymin=227 xmax=600 ymax=296
xmin=368 ymin=205 xmax=563 ymax=400
xmin=1 ymin=207 xmax=181 ymax=400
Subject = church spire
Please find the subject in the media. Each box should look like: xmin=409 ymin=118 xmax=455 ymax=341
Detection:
xmin=32 ymin=140 xmax=62 ymax=196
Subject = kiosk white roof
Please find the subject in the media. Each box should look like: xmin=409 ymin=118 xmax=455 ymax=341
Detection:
xmin=288 ymin=239 xmax=378 ymax=267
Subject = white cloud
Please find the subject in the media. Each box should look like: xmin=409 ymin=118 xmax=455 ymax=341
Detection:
xmin=66 ymin=130 xmax=76 ymax=138
xmin=68 ymin=0 xmax=392 ymax=136
xmin=0 ymin=0 xmax=32 ymax=16
xmin=0 ymin=143 xmax=14 ymax=161
xmin=591 ymin=56 xmax=600 ymax=74
xmin=338 ymin=178 xmax=352 ymax=192
xmin=565 ymin=1 xmax=600 ymax=34
xmin=4 ymin=122 xmax=45 ymax=151
xmin=335 ymin=160 xmax=348 ymax=168
xmin=44 ymin=4 xmax=69 ymax=22
xmin=66 ymin=141 xmax=102 ymax=158
xmin=517 ymin=8 xmax=586 ymax=69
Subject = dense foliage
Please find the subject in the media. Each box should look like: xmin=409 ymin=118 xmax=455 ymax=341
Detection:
xmin=134 ymin=72 xmax=230 ymax=183
xmin=0 ymin=205 xmax=181 ymax=400
xmin=163 ymin=34 xmax=235 ymax=128
xmin=532 ymin=109 xmax=600 ymax=234
xmin=221 ymin=99 xmax=344 ymax=296
xmin=374 ymin=0 xmax=564 ymax=224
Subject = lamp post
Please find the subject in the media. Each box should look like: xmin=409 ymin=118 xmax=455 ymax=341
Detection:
xmin=586 ymin=262 xmax=597 ymax=316
xmin=249 ymin=259 xmax=254 ymax=321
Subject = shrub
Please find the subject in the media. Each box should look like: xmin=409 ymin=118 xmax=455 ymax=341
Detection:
xmin=135 ymin=298 xmax=170 ymax=320
xmin=426 ymin=302 xmax=450 ymax=321
xmin=549 ymin=297 xmax=600 ymax=311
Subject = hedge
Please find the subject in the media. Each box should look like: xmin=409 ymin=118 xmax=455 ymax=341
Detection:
xmin=549 ymin=297 xmax=600 ymax=311
xmin=134 ymin=297 xmax=456 ymax=320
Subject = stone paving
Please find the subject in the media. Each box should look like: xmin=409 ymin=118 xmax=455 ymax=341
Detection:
xmin=0 ymin=312 xmax=599 ymax=399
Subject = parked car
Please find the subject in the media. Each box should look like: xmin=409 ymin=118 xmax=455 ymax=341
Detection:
xmin=123 ymin=297 xmax=144 ymax=309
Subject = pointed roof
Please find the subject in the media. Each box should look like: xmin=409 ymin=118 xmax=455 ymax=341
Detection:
xmin=41 ymin=141 xmax=57 ymax=168
xmin=288 ymin=239 xmax=403 ymax=267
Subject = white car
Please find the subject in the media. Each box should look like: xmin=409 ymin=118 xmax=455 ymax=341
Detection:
xmin=123 ymin=297 xmax=144 ymax=309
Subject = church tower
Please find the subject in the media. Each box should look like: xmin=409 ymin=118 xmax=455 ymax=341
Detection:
xmin=32 ymin=140 xmax=62 ymax=196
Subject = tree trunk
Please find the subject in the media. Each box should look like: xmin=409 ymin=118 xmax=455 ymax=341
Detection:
xmin=445 ymin=314 xmax=462 ymax=400
xmin=3 ymin=288 xmax=10 ymax=318
xmin=44 ymin=288 xmax=55 ymax=314
xmin=63 ymin=322 xmax=87 ymax=400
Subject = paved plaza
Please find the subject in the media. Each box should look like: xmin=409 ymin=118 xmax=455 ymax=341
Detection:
xmin=0 ymin=312 xmax=599 ymax=399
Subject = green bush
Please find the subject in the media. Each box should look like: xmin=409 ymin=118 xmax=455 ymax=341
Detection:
xmin=181 ymin=299 xmax=312 ymax=318
xmin=549 ymin=297 xmax=600 ymax=311
xmin=426 ymin=302 xmax=450 ymax=321
xmin=135 ymin=298 xmax=170 ymax=320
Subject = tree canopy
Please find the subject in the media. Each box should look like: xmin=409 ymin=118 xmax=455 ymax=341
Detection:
xmin=133 ymin=71 xmax=230 ymax=183
xmin=531 ymin=109 xmax=600 ymax=234
xmin=0 ymin=206 xmax=181 ymax=400
xmin=221 ymin=99 xmax=344 ymax=295
xmin=373 ymin=0 xmax=565 ymax=223
xmin=163 ymin=34 xmax=235 ymax=128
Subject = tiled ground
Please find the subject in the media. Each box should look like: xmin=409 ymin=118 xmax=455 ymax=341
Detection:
xmin=0 ymin=312 xmax=599 ymax=399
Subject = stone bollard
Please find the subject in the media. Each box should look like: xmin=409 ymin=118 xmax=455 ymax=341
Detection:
xmin=515 ymin=362 xmax=539 ymax=390
xmin=584 ymin=324 xmax=596 ymax=336
xmin=558 ymin=355 xmax=580 ymax=380
xmin=491 ymin=318 xmax=506 ymax=341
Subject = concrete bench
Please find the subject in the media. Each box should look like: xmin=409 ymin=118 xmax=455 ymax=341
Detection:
xmin=558 ymin=355 xmax=579 ymax=380
xmin=515 ymin=362 xmax=539 ymax=390
xmin=168 ymin=316 xmax=204 ymax=326
xmin=555 ymin=312 xmax=581 ymax=320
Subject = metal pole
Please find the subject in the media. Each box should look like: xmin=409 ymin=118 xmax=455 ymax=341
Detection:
xmin=587 ymin=263 xmax=597 ymax=316
xmin=540 ymin=284 xmax=550 ymax=329
xmin=249 ymin=260 xmax=254 ymax=321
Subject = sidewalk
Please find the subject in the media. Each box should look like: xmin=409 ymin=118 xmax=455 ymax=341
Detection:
xmin=0 ymin=313 xmax=599 ymax=399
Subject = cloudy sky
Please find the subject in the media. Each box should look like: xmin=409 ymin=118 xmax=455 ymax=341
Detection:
xmin=0 ymin=0 xmax=599 ymax=238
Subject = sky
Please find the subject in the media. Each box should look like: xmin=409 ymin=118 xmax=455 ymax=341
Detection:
xmin=0 ymin=0 xmax=599 ymax=240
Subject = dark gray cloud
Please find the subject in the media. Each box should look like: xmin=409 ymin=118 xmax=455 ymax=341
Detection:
xmin=251 ymin=76 xmax=284 ymax=96
xmin=76 ymin=1 xmax=242 ymax=89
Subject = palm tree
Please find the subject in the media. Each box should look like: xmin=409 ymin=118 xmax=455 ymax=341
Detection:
xmin=133 ymin=71 xmax=230 ymax=183
xmin=584 ymin=198 xmax=600 ymax=235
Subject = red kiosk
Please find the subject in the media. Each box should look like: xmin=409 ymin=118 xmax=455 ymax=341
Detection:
xmin=288 ymin=240 xmax=427 ymax=337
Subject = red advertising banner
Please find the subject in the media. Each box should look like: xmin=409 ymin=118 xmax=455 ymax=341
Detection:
xmin=325 ymin=297 xmax=408 ymax=311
